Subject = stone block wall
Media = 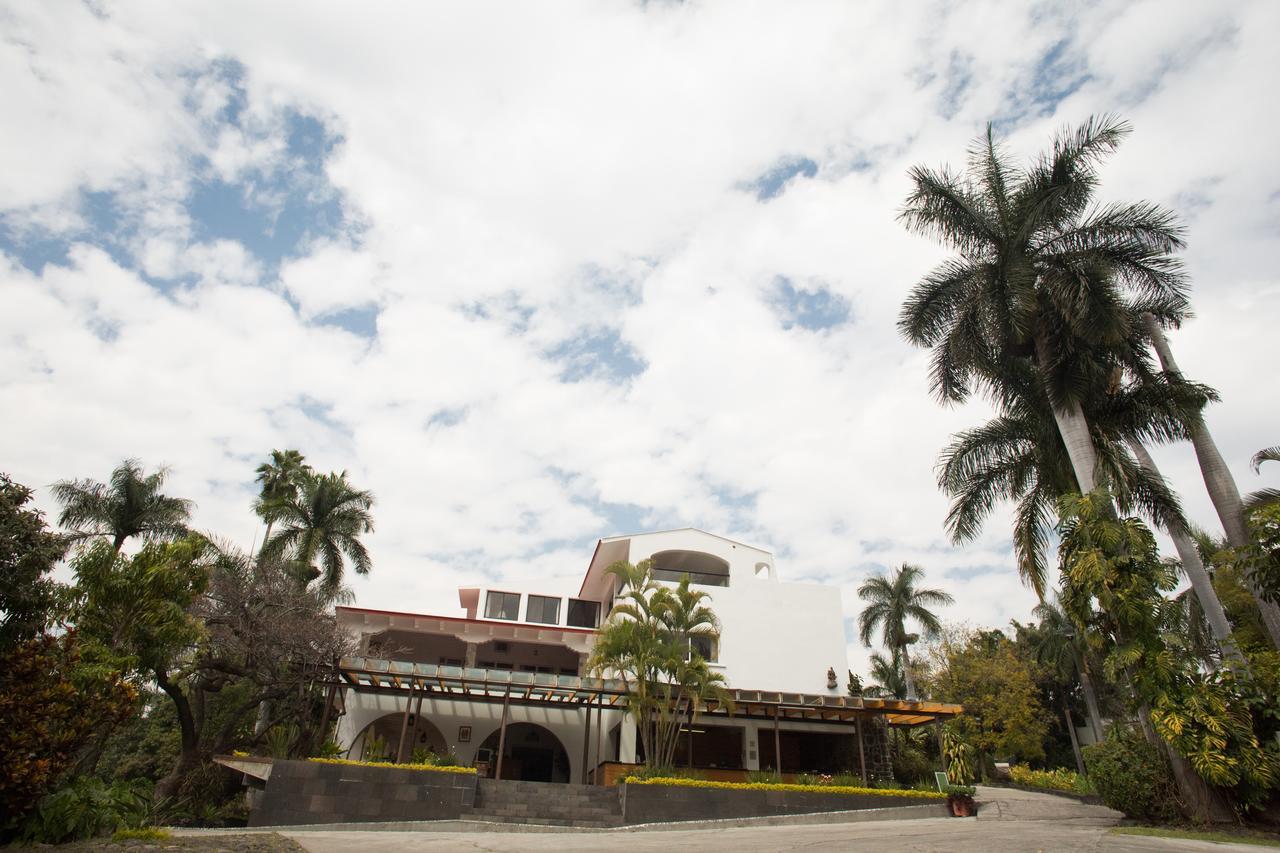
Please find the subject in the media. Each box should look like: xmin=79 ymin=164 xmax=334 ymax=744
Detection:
xmin=248 ymin=760 xmax=476 ymax=827
xmin=619 ymin=783 xmax=943 ymax=825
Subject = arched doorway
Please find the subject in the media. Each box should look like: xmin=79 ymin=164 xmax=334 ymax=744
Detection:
xmin=348 ymin=712 xmax=449 ymax=763
xmin=477 ymin=723 xmax=570 ymax=783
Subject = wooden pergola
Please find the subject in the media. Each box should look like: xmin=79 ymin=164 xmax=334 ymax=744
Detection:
xmin=334 ymin=656 xmax=963 ymax=784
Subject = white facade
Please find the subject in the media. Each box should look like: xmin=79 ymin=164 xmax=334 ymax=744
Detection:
xmin=334 ymin=528 xmax=857 ymax=781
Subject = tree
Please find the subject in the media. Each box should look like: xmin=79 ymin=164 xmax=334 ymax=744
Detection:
xmin=259 ymin=470 xmax=375 ymax=600
xmin=53 ymin=459 xmax=192 ymax=553
xmin=857 ymin=563 xmax=953 ymax=700
xmin=0 ymin=474 xmax=67 ymax=651
xmin=587 ymin=560 xmax=731 ymax=769
xmin=863 ymin=650 xmax=906 ymax=699
xmin=1019 ymin=600 xmax=1103 ymax=774
xmin=899 ymin=116 xmax=1189 ymax=499
xmin=253 ymin=450 xmax=312 ymax=552
xmin=1246 ymin=445 xmax=1280 ymax=512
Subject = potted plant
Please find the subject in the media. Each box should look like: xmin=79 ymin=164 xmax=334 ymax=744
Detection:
xmin=944 ymin=784 xmax=977 ymax=817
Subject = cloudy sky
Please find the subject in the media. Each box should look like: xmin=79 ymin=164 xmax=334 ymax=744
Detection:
xmin=3 ymin=1 xmax=1278 ymax=678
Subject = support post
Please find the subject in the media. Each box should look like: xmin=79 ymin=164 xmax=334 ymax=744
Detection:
xmin=855 ymin=714 xmax=868 ymax=785
xmin=495 ymin=686 xmax=511 ymax=780
xmin=411 ymin=684 xmax=426 ymax=757
xmin=594 ymin=692 xmax=603 ymax=784
xmin=935 ymin=720 xmax=948 ymax=779
xmin=395 ymin=682 xmax=416 ymax=763
xmin=580 ymin=699 xmax=592 ymax=785
xmin=773 ymin=706 xmax=782 ymax=774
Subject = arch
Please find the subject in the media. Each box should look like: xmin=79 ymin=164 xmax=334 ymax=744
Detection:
xmin=650 ymin=550 xmax=730 ymax=587
xmin=346 ymin=712 xmax=449 ymax=763
xmin=476 ymin=722 xmax=570 ymax=783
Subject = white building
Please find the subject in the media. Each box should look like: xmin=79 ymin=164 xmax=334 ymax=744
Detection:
xmin=333 ymin=529 xmax=958 ymax=785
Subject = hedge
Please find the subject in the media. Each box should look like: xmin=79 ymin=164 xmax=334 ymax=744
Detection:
xmin=622 ymin=776 xmax=944 ymax=800
xmin=308 ymin=757 xmax=476 ymax=775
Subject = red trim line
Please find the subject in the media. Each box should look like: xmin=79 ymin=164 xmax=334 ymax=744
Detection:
xmin=335 ymin=605 xmax=599 ymax=635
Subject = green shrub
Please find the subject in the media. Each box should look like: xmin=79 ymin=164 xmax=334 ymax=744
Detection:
xmin=1009 ymin=764 xmax=1093 ymax=794
xmin=747 ymin=770 xmax=781 ymax=784
xmin=892 ymin=746 xmax=932 ymax=785
xmin=21 ymin=777 xmax=151 ymax=843
xmin=113 ymin=827 xmax=172 ymax=841
xmin=831 ymin=773 xmax=864 ymax=787
xmin=628 ymin=765 xmax=702 ymax=781
xmin=1084 ymin=729 xmax=1177 ymax=823
xmin=943 ymin=784 xmax=976 ymax=798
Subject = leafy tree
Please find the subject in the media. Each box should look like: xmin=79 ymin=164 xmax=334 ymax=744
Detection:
xmin=857 ymin=563 xmax=952 ymax=699
xmin=0 ymin=474 xmax=67 ymax=651
xmin=259 ymin=470 xmax=374 ymax=599
xmin=253 ymin=449 xmax=312 ymax=550
xmin=925 ymin=627 xmax=1049 ymax=769
xmin=0 ymin=632 xmax=136 ymax=839
xmin=587 ymin=560 xmax=731 ymax=770
xmin=53 ymin=459 xmax=192 ymax=553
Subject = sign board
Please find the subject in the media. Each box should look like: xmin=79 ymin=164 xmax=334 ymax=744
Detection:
xmin=935 ymin=771 xmax=950 ymax=792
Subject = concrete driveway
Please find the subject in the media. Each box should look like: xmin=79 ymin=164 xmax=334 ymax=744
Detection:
xmin=270 ymin=786 xmax=1265 ymax=852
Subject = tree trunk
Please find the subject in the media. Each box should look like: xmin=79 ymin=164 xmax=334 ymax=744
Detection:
xmin=1079 ymin=662 xmax=1105 ymax=743
xmin=1036 ymin=337 xmax=1099 ymax=493
xmin=1142 ymin=314 xmax=1280 ymax=648
xmin=900 ymin=644 xmax=918 ymax=700
xmin=1062 ymin=699 xmax=1086 ymax=777
xmin=155 ymin=671 xmax=200 ymax=802
xmin=1127 ymin=439 xmax=1249 ymax=673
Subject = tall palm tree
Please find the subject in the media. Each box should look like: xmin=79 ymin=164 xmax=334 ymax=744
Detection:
xmin=863 ymin=650 xmax=906 ymax=699
xmin=899 ymin=115 xmax=1188 ymax=499
xmin=53 ymin=459 xmax=193 ymax=552
xmin=1029 ymin=599 xmax=1105 ymax=746
xmin=253 ymin=449 xmax=312 ymax=550
xmin=259 ymin=471 xmax=374 ymax=599
xmin=857 ymin=563 xmax=953 ymax=700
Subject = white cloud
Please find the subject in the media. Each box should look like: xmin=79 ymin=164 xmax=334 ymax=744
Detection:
xmin=1 ymin=0 xmax=1277 ymax=684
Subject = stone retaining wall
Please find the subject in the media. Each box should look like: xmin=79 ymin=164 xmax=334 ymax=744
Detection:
xmin=248 ymin=760 xmax=476 ymax=827
xmin=619 ymin=783 xmax=946 ymax=825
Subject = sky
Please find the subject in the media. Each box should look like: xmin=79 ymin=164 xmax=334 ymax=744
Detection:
xmin=2 ymin=1 xmax=1278 ymax=680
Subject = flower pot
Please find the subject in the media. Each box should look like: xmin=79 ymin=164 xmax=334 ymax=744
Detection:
xmin=948 ymin=797 xmax=973 ymax=817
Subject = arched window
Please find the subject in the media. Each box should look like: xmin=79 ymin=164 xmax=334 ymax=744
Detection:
xmin=649 ymin=550 xmax=730 ymax=587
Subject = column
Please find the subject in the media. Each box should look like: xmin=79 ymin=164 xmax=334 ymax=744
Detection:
xmin=619 ymin=715 xmax=638 ymax=764
xmin=464 ymin=642 xmax=478 ymax=669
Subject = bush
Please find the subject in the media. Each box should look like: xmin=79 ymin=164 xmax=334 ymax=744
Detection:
xmin=747 ymin=770 xmax=780 ymax=783
xmin=1009 ymin=764 xmax=1093 ymax=795
xmin=1084 ymin=729 xmax=1178 ymax=823
xmin=892 ymin=746 xmax=933 ymax=786
xmin=21 ymin=777 xmax=150 ymax=843
xmin=113 ymin=827 xmax=172 ymax=841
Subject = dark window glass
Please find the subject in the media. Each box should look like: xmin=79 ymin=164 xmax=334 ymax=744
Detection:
xmin=526 ymin=595 xmax=561 ymax=625
xmin=566 ymin=598 xmax=601 ymax=628
xmin=484 ymin=591 xmax=520 ymax=621
xmin=689 ymin=634 xmax=718 ymax=663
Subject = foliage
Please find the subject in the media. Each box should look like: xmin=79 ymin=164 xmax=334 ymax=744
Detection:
xmin=113 ymin=827 xmax=172 ymax=841
xmin=1084 ymin=728 xmax=1178 ymax=823
xmin=746 ymin=770 xmax=781 ymax=783
xmin=622 ymin=776 xmax=945 ymax=799
xmin=926 ymin=627 xmax=1049 ymax=764
xmin=307 ymin=757 xmax=476 ymax=775
xmin=892 ymin=746 xmax=933 ymax=786
xmin=410 ymin=747 xmax=459 ymax=766
xmin=1228 ymin=505 xmax=1280 ymax=606
xmin=20 ymin=777 xmax=151 ymax=843
xmin=254 ymin=450 xmax=313 ymax=525
xmin=865 ymin=650 xmax=906 ymax=699
xmin=944 ymin=784 xmax=976 ymax=799
xmin=94 ymin=692 xmax=181 ymax=784
xmin=53 ymin=459 xmax=193 ymax=552
xmin=942 ymin=725 xmax=977 ymax=785
xmin=857 ymin=563 xmax=953 ymax=698
xmin=0 ymin=474 xmax=67 ymax=651
xmin=1246 ymin=445 xmax=1280 ymax=512
xmin=1009 ymin=764 xmax=1093 ymax=795
xmin=587 ymin=559 xmax=733 ymax=769
xmin=259 ymin=469 xmax=375 ymax=599
xmin=0 ymin=632 xmax=136 ymax=837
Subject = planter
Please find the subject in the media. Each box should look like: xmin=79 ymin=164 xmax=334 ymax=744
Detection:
xmin=947 ymin=795 xmax=975 ymax=817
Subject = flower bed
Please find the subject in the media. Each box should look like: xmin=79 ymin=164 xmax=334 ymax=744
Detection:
xmin=1008 ymin=764 xmax=1091 ymax=795
xmin=623 ymin=775 xmax=944 ymax=800
xmin=308 ymin=757 xmax=476 ymax=775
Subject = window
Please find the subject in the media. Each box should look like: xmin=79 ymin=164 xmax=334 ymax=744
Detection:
xmin=484 ymin=591 xmax=521 ymax=621
xmin=688 ymin=634 xmax=718 ymax=663
xmin=650 ymin=550 xmax=730 ymax=587
xmin=566 ymin=598 xmax=600 ymax=628
xmin=526 ymin=595 xmax=561 ymax=625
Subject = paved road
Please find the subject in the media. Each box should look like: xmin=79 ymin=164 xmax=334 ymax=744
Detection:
xmin=268 ymin=786 xmax=1266 ymax=852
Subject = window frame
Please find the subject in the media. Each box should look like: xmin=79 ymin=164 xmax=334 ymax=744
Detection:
xmin=565 ymin=597 xmax=601 ymax=628
xmin=525 ymin=594 xmax=561 ymax=626
xmin=484 ymin=590 xmax=522 ymax=621
xmin=686 ymin=633 xmax=719 ymax=663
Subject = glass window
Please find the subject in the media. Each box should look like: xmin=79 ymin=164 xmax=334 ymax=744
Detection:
xmin=566 ymin=598 xmax=600 ymax=628
xmin=526 ymin=595 xmax=561 ymax=625
xmin=484 ymin=591 xmax=520 ymax=621
xmin=688 ymin=634 xmax=718 ymax=663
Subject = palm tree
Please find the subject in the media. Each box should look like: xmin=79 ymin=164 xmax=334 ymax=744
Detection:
xmin=1028 ymin=599 xmax=1105 ymax=750
xmin=898 ymin=115 xmax=1188 ymax=500
xmin=863 ymin=650 xmax=906 ymax=699
xmin=253 ymin=450 xmax=312 ymax=551
xmin=53 ymin=459 xmax=193 ymax=552
xmin=857 ymin=563 xmax=953 ymax=700
xmin=1246 ymin=445 xmax=1280 ymax=511
xmin=259 ymin=471 xmax=374 ymax=599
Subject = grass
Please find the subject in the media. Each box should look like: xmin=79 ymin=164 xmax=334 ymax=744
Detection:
xmin=112 ymin=827 xmax=173 ymax=841
xmin=1111 ymin=826 xmax=1280 ymax=848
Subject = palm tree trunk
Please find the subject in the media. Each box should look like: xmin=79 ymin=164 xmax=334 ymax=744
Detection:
xmin=1036 ymin=337 xmax=1099 ymax=492
xmin=1062 ymin=698 xmax=1086 ymax=777
xmin=1126 ymin=439 xmax=1250 ymax=673
xmin=1079 ymin=662 xmax=1104 ymax=743
xmin=900 ymin=645 xmax=918 ymax=700
xmin=1143 ymin=314 xmax=1280 ymax=648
